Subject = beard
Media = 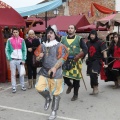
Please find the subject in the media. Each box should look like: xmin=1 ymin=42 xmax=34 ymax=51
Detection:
xmin=90 ymin=37 xmax=97 ymax=43
xmin=68 ymin=32 xmax=74 ymax=35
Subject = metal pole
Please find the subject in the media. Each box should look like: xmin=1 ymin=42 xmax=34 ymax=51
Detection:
xmin=45 ymin=11 xmax=47 ymax=30
xmin=118 ymin=25 xmax=119 ymax=34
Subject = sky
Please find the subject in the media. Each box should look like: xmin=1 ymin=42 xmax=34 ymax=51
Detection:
xmin=1 ymin=0 xmax=45 ymax=8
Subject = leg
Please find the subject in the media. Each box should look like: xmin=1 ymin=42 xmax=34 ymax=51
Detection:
xmin=40 ymin=90 xmax=52 ymax=111
xmin=48 ymin=78 xmax=63 ymax=120
xmin=35 ymin=76 xmax=51 ymax=111
xmin=63 ymin=77 xmax=73 ymax=94
xmin=48 ymin=95 xmax=61 ymax=120
xmin=27 ymin=64 xmax=33 ymax=89
xmin=32 ymin=66 xmax=37 ymax=87
xmin=17 ymin=61 xmax=26 ymax=91
xmin=89 ymin=72 xmax=99 ymax=95
xmin=71 ymin=80 xmax=80 ymax=101
xmin=112 ymin=69 xmax=119 ymax=88
xmin=10 ymin=60 xmax=17 ymax=93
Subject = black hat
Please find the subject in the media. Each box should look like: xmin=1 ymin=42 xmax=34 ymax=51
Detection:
xmin=43 ymin=25 xmax=60 ymax=42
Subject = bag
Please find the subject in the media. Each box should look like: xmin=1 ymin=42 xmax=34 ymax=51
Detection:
xmin=62 ymin=59 xmax=74 ymax=70
xmin=20 ymin=65 xmax=26 ymax=76
xmin=32 ymin=55 xmax=42 ymax=67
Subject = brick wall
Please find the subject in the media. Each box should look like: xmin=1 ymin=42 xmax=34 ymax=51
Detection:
xmin=69 ymin=0 xmax=115 ymax=24
xmin=37 ymin=0 xmax=115 ymax=24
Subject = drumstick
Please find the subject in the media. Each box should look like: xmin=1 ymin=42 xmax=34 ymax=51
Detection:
xmin=108 ymin=59 xmax=116 ymax=65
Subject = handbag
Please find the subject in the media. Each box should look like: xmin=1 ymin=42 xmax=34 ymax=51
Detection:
xmin=20 ymin=65 xmax=26 ymax=76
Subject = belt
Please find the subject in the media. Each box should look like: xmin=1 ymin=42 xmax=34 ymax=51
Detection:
xmin=12 ymin=58 xmax=21 ymax=60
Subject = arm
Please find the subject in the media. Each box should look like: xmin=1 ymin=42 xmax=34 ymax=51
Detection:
xmin=54 ymin=45 xmax=69 ymax=69
xmin=74 ymin=38 xmax=88 ymax=62
xmin=5 ymin=39 xmax=12 ymax=61
xmin=48 ymin=45 xmax=69 ymax=77
xmin=101 ymin=42 xmax=108 ymax=67
xmin=22 ymin=40 xmax=27 ymax=61
xmin=34 ymin=45 xmax=44 ymax=61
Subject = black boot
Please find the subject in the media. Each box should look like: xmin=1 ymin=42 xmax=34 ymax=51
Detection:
xmin=66 ymin=86 xmax=73 ymax=94
xmin=39 ymin=91 xmax=51 ymax=111
xmin=48 ymin=95 xmax=61 ymax=120
xmin=71 ymin=87 xmax=79 ymax=101
xmin=71 ymin=95 xmax=78 ymax=101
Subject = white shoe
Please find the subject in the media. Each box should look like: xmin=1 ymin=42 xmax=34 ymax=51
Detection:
xmin=21 ymin=87 xmax=26 ymax=91
xmin=12 ymin=89 xmax=16 ymax=93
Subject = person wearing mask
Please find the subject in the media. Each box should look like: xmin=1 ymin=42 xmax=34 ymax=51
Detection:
xmin=25 ymin=30 xmax=40 ymax=89
xmin=61 ymin=25 xmax=88 ymax=101
xmin=5 ymin=28 xmax=27 ymax=93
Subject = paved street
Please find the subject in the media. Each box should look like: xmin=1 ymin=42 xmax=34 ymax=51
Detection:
xmin=0 ymin=62 xmax=120 ymax=120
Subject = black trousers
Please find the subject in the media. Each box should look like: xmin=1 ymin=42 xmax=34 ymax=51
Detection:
xmin=27 ymin=64 xmax=37 ymax=79
xmin=90 ymin=72 xmax=98 ymax=88
xmin=64 ymin=77 xmax=80 ymax=95
xmin=112 ymin=68 xmax=120 ymax=81
xmin=87 ymin=60 xmax=101 ymax=88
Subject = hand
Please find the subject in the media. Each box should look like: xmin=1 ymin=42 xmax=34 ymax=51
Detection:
xmin=39 ymin=53 xmax=44 ymax=58
xmin=103 ymin=65 xmax=108 ymax=68
xmin=48 ymin=67 xmax=57 ymax=78
xmin=74 ymin=55 xmax=79 ymax=62
xmin=28 ymin=48 xmax=32 ymax=52
xmin=20 ymin=61 xmax=25 ymax=65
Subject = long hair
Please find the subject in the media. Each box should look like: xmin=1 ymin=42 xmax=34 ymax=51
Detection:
xmin=113 ymin=32 xmax=120 ymax=48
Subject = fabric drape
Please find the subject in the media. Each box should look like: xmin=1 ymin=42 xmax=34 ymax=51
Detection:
xmin=91 ymin=2 xmax=116 ymax=17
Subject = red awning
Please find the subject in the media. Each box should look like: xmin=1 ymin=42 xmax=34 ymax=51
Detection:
xmin=97 ymin=13 xmax=120 ymax=26
xmin=0 ymin=1 xmax=25 ymax=27
xmin=78 ymin=24 xmax=107 ymax=32
xmin=25 ymin=17 xmax=44 ymax=27
xmin=31 ymin=15 xmax=90 ymax=32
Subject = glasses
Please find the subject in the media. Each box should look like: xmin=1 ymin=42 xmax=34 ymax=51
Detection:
xmin=13 ymin=32 xmax=18 ymax=33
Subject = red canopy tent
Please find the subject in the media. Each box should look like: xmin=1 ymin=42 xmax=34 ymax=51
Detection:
xmin=0 ymin=0 xmax=26 ymax=83
xmin=25 ymin=16 xmax=44 ymax=27
xmin=97 ymin=13 xmax=120 ymax=26
xmin=31 ymin=15 xmax=90 ymax=32
xmin=78 ymin=24 xmax=107 ymax=32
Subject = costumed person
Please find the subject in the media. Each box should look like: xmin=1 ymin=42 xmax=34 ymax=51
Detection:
xmin=106 ymin=33 xmax=114 ymax=47
xmin=5 ymin=28 xmax=27 ymax=93
xmin=100 ymin=33 xmax=114 ymax=83
xmin=61 ymin=25 xmax=88 ymax=101
xmin=34 ymin=25 xmax=68 ymax=120
xmin=86 ymin=30 xmax=108 ymax=95
xmin=25 ymin=30 xmax=40 ymax=89
xmin=108 ymin=32 xmax=120 ymax=88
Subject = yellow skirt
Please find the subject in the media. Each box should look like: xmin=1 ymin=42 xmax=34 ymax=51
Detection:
xmin=35 ymin=75 xmax=64 ymax=96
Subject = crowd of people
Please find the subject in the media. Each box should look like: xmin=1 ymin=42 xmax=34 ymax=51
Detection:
xmin=4 ymin=25 xmax=120 ymax=120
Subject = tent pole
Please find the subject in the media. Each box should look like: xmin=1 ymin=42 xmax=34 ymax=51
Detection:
xmin=118 ymin=25 xmax=119 ymax=34
xmin=45 ymin=11 xmax=47 ymax=30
